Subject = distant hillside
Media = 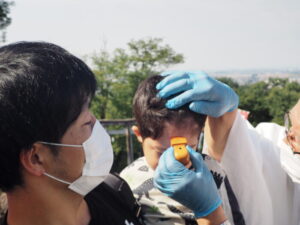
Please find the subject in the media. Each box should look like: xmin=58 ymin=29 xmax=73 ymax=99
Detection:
xmin=209 ymin=70 xmax=300 ymax=85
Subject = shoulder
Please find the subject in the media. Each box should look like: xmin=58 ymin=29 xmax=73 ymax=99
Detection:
xmin=255 ymin=122 xmax=285 ymax=145
xmin=229 ymin=113 xmax=284 ymax=156
xmin=86 ymin=175 xmax=143 ymax=225
xmin=120 ymin=157 xmax=154 ymax=189
xmin=121 ymin=157 xmax=149 ymax=174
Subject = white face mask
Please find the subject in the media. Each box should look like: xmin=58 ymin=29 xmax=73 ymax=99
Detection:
xmin=280 ymin=141 xmax=300 ymax=184
xmin=40 ymin=120 xmax=114 ymax=196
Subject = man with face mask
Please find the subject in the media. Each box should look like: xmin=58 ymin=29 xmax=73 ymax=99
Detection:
xmin=0 ymin=42 xmax=142 ymax=225
xmin=153 ymin=71 xmax=300 ymax=225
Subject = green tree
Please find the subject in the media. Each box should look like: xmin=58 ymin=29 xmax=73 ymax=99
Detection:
xmin=0 ymin=1 xmax=13 ymax=42
xmin=238 ymin=81 xmax=272 ymax=126
xmin=217 ymin=77 xmax=240 ymax=92
xmin=266 ymin=79 xmax=300 ymax=125
xmin=91 ymin=38 xmax=184 ymax=119
xmin=217 ymin=77 xmax=300 ymax=126
xmin=90 ymin=38 xmax=184 ymax=172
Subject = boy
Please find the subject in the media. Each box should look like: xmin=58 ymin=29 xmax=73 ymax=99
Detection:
xmin=121 ymin=75 xmax=245 ymax=225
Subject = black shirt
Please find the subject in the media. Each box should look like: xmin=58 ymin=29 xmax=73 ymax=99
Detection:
xmin=0 ymin=213 xmax=6 ymax=225
xmin=85 ymin=180 xmax=143 ymax=225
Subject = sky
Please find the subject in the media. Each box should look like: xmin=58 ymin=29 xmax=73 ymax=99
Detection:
xmin=5 ymin=0 xmax=300 ymax=71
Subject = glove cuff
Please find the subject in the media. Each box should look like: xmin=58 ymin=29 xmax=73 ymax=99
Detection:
xmin=193 ymin=198 xmax=222 ymax=218
xmin=227 ymin=91 xmax=239 ymax=113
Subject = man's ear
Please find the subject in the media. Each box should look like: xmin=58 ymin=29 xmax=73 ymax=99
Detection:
xmin=131 ymin=125 xmax=143 ymax=143
xmin=19 ymin=143 xmax=47 ymax=176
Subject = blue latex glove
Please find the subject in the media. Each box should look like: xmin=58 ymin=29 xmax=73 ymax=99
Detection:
xmin=154 ymin=146 xmax=222 ymax=218
xmin=156 ymin=71 xmax=239 ymax=117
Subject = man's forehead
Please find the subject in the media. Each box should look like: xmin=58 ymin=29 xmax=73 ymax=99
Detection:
xmin=289 ymin=100 xmax=300 ymax=124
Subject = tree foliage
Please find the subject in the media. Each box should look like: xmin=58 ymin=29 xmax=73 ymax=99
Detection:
xmin=0 ymin=1 xmax=13 ymax=42
xmin=90 ymin=38 xmax=184 ymax=120
xmin=217 ymin=77 xmax=300 ymax=126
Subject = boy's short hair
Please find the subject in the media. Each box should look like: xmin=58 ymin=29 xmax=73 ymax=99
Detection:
xmin=133 ymin=75 xmax=206 ymax=139
xmin=0 ymin=42 xmax=96 ymax=192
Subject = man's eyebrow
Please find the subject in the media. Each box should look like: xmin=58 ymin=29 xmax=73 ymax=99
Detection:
xmin=81 ymin=120 xmax=92 ymax=126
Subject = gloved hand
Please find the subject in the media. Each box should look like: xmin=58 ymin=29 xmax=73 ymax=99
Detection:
xmin=154 ymin=146 xmax=222 ymax=218
xmin=156 ymin=71 xmax=239 ymax=117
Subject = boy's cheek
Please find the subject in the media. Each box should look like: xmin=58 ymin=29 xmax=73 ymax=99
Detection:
xmin=144 ymin=150 xmax=162 ymax=170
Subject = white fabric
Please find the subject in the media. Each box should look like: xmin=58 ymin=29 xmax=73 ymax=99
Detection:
xmin=44 ymin=120 xmax=114 ymax=196
xmin=280 ymin=139 xmax=300 ymax=184
xmin=69 ymin=120 xmax=114 ymax=195
xmin=81 ymin=120 xmax=113 ymax=177
xmin=220 ymin=113 xmax=300 ymax=225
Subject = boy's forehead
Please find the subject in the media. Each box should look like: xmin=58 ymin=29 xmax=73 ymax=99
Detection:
xmin=166 ymin=119 xmax=201 ymax=130
xmin=162 ymin=121 xmax=201 ymax=138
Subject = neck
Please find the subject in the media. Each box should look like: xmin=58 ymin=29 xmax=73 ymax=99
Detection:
xmin=6 ymin=183 xmax=87 ymax=225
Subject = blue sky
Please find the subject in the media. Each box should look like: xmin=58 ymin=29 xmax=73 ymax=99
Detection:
xmin=5 ymin=0 xmax=300 ymax=71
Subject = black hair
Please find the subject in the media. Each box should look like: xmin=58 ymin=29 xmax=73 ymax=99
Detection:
xmin=0 ymin=41 xmax=96 ymax=191
xmin=133 ymin=75 xmax=206 ymax=139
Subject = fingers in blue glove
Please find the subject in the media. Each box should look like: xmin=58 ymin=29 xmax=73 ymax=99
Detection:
xmin=157 ymin=71 xmax=189 ymax=90
xmin=157 ymin=79 xmax=192 ymax=99
xmin=187 ymin=88 xmax=238 ymax=117
xmin=157 ymin=145 xmax=205 ymax=174
xmin=154 ymin=147 xmax=189 ymax=196
xmin=186 ymin=146 xmax=204 ymax=170
xmin=189 ymin=101 xmax=226 ymax=118
xmin=154 ymin=145 xmax=222 ymax=218
xmin=160 ymin=70 xmax=203 ymax=77
xmin=164 ymin=89 xmax=204 ymax=109
xmin=157 ymin=71 xmax=239 ymax=117
xmin=159 ymin=147 xmax=188 ymax=173
xmin=157 ymin=71 xmax=207 ymax=90
xmin=163 ymin=78 xmax=218 ymax=109
xmin=157 ymin=71 xmax=212 ymax=105
xmin=160 ymin=70 xmax=182 ymax=77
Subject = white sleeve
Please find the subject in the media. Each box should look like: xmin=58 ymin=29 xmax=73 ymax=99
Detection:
xmin=220 ymin=113 xmax=293 ymax=225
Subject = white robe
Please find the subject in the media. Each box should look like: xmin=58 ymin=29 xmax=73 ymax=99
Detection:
xmin=217 ymin=113 xmax=300 ymax=225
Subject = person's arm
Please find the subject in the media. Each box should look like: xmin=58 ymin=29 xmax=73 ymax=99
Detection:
xmin=204 ymin=109 xmax=238 ymax=162
xmin=196 ymin=206 xmax=226 ymax=225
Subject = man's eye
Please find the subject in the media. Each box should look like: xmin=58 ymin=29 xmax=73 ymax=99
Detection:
xmin=84 ymin=121 xmax=92 ymax=126
xmin=290 ymin=136 xmax=296 ymax=141
xmin=155 ymin=149 xmax=164 ymax=155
